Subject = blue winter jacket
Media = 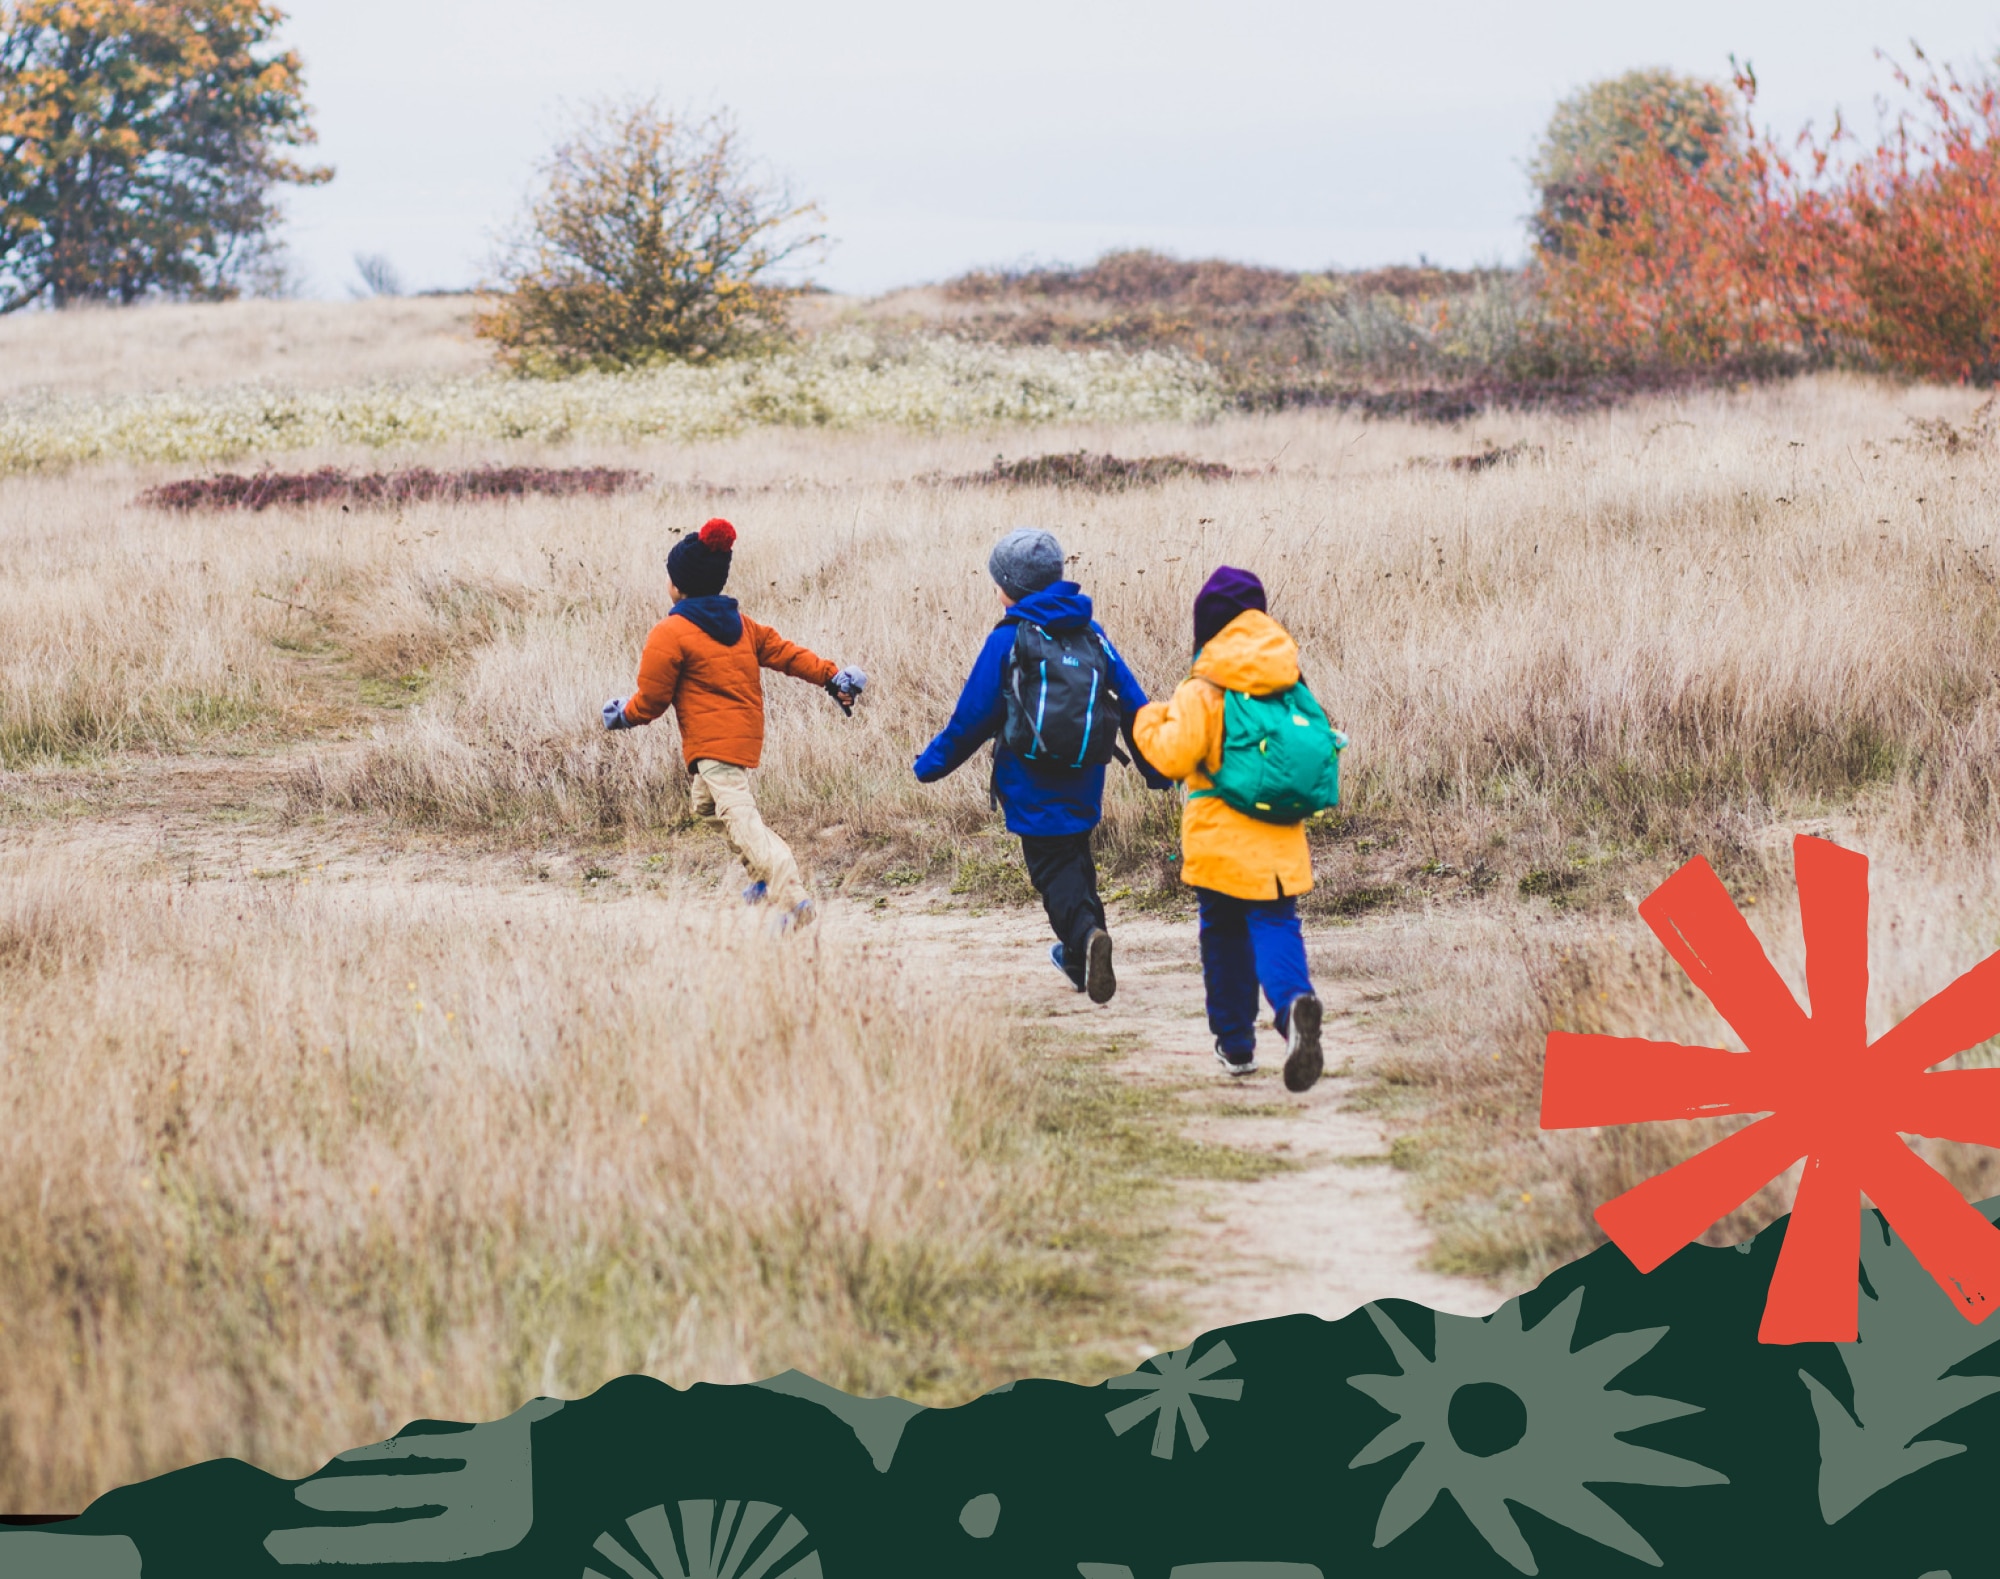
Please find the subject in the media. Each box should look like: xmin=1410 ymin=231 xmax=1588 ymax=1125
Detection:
xmin=913 ymin=583 xmax=1167 ymax=836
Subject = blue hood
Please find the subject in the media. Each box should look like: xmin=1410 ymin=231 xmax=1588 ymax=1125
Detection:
xmin=671 ymin=595 xmax=743 ymax=647
xmin=1006 ymin=581 xmax=1093 ymax=631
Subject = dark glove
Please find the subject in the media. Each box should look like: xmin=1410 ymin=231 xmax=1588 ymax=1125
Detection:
xmin=1126 ymin=732 xmax=1172 ymax=790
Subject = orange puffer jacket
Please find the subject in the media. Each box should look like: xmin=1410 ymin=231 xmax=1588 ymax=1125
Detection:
xmin=623 ymin=610 xmax=837 ymax=768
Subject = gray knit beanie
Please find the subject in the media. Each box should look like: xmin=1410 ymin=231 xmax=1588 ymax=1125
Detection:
xmin=988 ymin=528 xmax=1065 ymax=600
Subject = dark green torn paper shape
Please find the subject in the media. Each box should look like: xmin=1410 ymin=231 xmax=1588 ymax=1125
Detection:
xmin=6 ymin=1197 xmax=2000 ymax=1577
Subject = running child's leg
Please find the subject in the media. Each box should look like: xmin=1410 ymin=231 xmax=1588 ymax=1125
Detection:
xmin=1243 ymin=897 xmax=1314 ymax=1030
xmin=1020 ymin=831 xmax=1105 ymax=986
xmin=1244 ymin=897 xmax=1321 ymax=1092
xmin=692 ymin=759 xmax=808 ymax=908
xmin=1197 ymin=888 xmax=1260 ymax=1064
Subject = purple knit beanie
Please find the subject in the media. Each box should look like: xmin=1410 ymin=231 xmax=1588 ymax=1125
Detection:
xmin=1193 ymin=565 xmax=1267 ymax=653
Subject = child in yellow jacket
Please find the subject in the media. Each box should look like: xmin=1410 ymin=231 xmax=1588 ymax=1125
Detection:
xmin=1134 ymin=566 xmax=1324 ymax=1091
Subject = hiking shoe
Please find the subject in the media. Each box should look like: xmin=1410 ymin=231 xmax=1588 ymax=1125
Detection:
xmin=743 ymin=881 xmax=769 ymax=905
xmin=1083 ymin=928 xmax=1116 ymax=1005
xmin=1283 ymin=993 xmax=1325 ymax=1093
xmin=775 ymin=898 xmax=816 ymax=935
xmin=1214 ymin=1041 xmax=1258 ymax=1077
xmin=1051 ymin=944 xmax=1084 ymax=992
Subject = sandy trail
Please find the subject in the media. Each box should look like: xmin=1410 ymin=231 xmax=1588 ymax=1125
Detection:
xmin=5 ymin=752 xmax=1500 ymax=1340
xmin=851 ymin=893 xmax=1501 ymax=1333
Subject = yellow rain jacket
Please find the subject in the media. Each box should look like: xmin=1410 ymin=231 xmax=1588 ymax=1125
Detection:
xmin=1134 ymin=609 xmax=1316 ymax=901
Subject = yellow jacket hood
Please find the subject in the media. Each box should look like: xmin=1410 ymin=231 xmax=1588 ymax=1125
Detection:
xmin=1192 ymin=610 xmax=1300 ymax=696
xmin=1132 ymin=607 xmax=1315 ymax=901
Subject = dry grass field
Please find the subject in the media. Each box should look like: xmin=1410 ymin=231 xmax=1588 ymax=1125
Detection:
xmin=6 ymin=297 xmax=2000 ymax=1511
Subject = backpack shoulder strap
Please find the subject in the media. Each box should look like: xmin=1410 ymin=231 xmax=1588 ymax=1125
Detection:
xmin=1185 ymin=674 xmax=1233 ymax=783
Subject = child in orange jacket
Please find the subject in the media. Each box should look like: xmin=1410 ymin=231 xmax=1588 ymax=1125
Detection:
xmin=602 ymin=518 xmax=865 ymax=929
xmin=1133 ymin=566 xmax=1324 ymax=1091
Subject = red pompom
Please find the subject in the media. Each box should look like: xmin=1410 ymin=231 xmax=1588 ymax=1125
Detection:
xmin=699 ymin=517 xmax=736 ymax=551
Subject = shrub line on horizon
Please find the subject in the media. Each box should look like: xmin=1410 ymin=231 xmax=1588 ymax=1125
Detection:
xmin=139 ymin=465 xmax=650 ymax=513
xmin=0 ymin=333 xmax=1224 ymax=474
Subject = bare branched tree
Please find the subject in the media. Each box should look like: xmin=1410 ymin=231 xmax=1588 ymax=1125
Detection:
xmin=351 ymin=253 xmax=403 ymax=298
xmin=475 ymin=99 xmax=824 ymax=372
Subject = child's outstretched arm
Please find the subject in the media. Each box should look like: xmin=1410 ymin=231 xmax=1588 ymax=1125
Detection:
xmin=750 ymin=622 xmax=840 ymax=688
xmin=913 ymin=628 xmax=1009 ymax=783
xmin=607 ymin=620 xmax=686 ymax=729
xmin=1133 ymin=678 xmax=1223 ymax=784
xmin=1099 ymin=633 xmax=1172 ymax=789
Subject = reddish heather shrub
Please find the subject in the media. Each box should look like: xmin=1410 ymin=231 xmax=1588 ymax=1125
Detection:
xmin=1535 ymin=50 xmax=2000 ymax=385
xmin=140 ymin=466 xmax=649 ymax=513
xmin=1534 ymin=71 xmax=1861 ymax=372
xmin=1846 ymin=55 xmax=2000 ymax=382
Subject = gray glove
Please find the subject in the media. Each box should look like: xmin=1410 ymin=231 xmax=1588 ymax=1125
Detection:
xmin=602 ymin=697 xmax=634 ymax=731
xmin=825 ymin=666 xmax=867 ymax=715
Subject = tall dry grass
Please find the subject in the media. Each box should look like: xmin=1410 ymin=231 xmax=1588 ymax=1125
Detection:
xmin=1345 ymin=833 xmax=2000 ymax=1283
xmin=11 ymin=343 xmax=2000 ymax=1447
xmin=0 ymin=852 xmax=1095 ymax=1512
xmin=0 ymin=297 xmax=488 ymax=400
xmin=151 ymin=375 xmax=2000 ymax=881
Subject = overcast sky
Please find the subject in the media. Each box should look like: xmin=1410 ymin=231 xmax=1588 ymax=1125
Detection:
xmin=277 ymin=1 xmax=2000 ymax=299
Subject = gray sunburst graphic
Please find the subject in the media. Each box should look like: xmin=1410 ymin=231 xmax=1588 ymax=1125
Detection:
xmin=583 ymin=1497 xmax=821 ymax=1579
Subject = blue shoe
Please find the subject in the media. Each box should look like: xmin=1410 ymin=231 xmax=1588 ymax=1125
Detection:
xmin=1051 ymin=944 xmax=1084 ymax=992
xmin=775 ymin=898 xmax=817 ymax=935
xmin=743 ymin=881 xmax=768 ymax=905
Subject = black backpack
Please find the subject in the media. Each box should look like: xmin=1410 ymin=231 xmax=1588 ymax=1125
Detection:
xmin=999 ymin=620 xmax=1125 ymax=772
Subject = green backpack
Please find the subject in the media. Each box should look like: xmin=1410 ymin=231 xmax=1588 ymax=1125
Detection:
xmin=1191 ymin=679 xmax=1348 ymax=825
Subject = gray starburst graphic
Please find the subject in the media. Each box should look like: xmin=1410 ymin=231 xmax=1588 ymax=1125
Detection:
xmin=583 ymin=1498 xmax=820 ymax=1579
xmin=1105 ymin=1339 xmax=1244 ymax=1459
xmin=1346 ymin=1290 xmax=1726 ymax=1575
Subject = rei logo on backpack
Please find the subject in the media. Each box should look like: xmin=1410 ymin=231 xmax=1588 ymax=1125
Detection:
xmin=999 ymin=622 xmax=1125 ymax=771
xmin=1192 ymin=680 xmax=1348 ymax=824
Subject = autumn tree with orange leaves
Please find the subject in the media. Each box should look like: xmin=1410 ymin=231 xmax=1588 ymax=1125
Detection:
xmin=1532 ymin=50 xmax=2000 ymax=385
xmin=1845 ymin=54 xmax=2000 ymax=383
xmin=0 ymin=0 xmax=328 ymax=312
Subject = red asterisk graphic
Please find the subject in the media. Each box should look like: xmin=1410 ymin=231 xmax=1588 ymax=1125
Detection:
xmin=1540 ymin=834 xmax=2000 ymax=1344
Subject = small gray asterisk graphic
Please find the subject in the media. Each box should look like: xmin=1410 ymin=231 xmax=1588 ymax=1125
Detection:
xmin=1105 ymin=1339 xmax=1244 ymax=1459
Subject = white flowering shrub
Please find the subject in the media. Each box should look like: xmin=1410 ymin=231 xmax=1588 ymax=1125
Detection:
xmin=0 ymin=334 xmax=1224 ymax=472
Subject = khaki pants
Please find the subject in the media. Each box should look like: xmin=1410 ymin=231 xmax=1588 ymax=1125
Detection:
xmin=689 ymin=759 xmax=807 ymax=909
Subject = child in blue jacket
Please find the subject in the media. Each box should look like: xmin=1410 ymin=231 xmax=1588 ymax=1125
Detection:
xmin=914 ymin=528 xmax=1167 ymax=1003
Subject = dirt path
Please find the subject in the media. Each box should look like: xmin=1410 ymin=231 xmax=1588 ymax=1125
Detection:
xmin=845 ymin=893 xmax=1501 ymax=1331
xmin=4 ymin=751 xmax=1500 ymax=1338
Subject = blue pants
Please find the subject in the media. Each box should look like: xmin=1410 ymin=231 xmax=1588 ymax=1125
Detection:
xmin=1197 ymin=889 xmax=1314 ymax=1058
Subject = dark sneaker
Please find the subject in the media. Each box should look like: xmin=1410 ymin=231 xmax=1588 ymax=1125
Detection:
xmin=1213 ymin=1040 xmax=1258 ymax=1077
xmin=1051 ymin=944 xmax=1083 ymax=992
xmin=1083 ymin=928 xmax=1116 ymax=1005
xmin=1283 ymin=993 xmax=1324 ymax=1093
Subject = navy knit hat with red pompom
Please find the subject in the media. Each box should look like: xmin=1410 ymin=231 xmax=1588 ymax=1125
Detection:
xmin=667 ymin=518 xmax=736 ymax=597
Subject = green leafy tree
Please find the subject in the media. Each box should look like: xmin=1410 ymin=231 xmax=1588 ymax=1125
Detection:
xmin=0 ymin=0 xmax=329 ymax=313
xmin=1530 ymin=68 xmax=1737 ymax=254
xmin=476 ymin=98 xmax=824 ymax=372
